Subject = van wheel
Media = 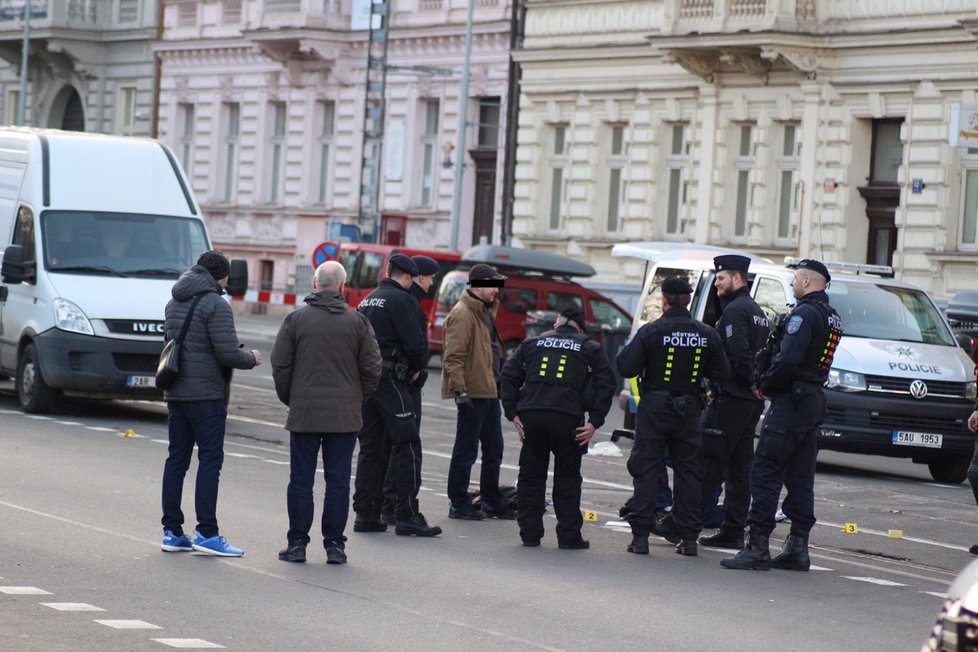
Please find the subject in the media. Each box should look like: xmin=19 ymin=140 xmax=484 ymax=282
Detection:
xmin=17 ymin=343 xmax=56 ymax=414
xmin=927 ymin=458 xmax=968 ymax=484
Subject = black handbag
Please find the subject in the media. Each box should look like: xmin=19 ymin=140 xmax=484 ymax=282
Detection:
xmin=156 ymin=293 xmax=206 ymax=390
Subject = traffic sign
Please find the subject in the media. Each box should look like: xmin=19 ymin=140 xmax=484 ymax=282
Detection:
xmin=311 ymin=241 xmax=339 ymax=268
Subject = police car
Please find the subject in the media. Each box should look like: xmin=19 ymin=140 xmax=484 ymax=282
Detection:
xmin=612 ymin=243 xmax=977 ymax=484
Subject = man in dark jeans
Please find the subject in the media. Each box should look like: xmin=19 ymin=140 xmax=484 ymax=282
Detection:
xmin=160 ymin=250 xmax=261 ymax=557
xmin=272 ymin=261 xmax=382 ymax=564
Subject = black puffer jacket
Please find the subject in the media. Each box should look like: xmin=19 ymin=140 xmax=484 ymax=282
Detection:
xmin=163 ymin=265 xmax=258 ymax=402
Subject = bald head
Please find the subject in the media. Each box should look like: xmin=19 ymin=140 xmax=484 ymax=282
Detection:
xmin=313 ymin=261 xmax=346 ymax=292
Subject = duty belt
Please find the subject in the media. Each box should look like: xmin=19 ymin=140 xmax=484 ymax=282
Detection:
xmin=643 ymin=387 xmax=698 ymax=398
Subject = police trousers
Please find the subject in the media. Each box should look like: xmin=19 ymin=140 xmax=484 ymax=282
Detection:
xmin=747 ymin=386 xmax=825 ymax=537
xmin=626 ymin=392 xmax=703 ymax=539
xmin=353 ymin=377 xmax=422 ymax=520
xmin=700 ymin=394 xmax=764 ymax=532
xmin=516 ymin=410 xmax=585 ymax=545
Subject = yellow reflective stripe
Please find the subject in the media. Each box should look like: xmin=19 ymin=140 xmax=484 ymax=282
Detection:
xmin=629 ymin=376 xmax=641 ymax=406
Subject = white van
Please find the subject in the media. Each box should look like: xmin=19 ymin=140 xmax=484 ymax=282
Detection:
xmin=0 ymin=128 xmax=241 ymax=413
xmin=612 ymin=242 xmax=977 ymax=484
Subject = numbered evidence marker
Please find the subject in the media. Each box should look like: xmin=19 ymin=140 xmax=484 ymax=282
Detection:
xmin=843 ymin=523 xmax=859 ymax=534
xmin=583 ymin=510 xmax=598 ymax=522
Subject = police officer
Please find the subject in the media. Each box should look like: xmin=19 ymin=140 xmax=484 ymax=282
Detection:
xmin=500 ymin=307 xmax=616 ymax=549
xmin=379 ymin=255 xmax=440 ymax=526
xmin=698 ymin=254 xmax=771 ymax=549
xmin=721 ymin=259 xmax=842 ymax=571
xmin=353 ymin=254 xmax=441 ymax=537
xmin=617 ymin=276 xmax=729 ymax=556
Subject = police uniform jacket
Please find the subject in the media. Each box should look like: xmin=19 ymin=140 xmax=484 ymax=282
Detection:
xmin=357 ymin=278 xmax=426 ymax=375
xmin=441 ymin=290 xmax=502 ymax=399
xmin=271 ymin=290 xmax=382 ymax=433
xmin=410 ymin=282 xmax=430 ymax=358
xmin=617 ymin=306 xmax=730 ymax=397
xmin=499 ymin=325 xmax=616 ymax=428
xmin=717 ymin=286 xmax=771 ymax=400
xmin=758 ymin=290 xmax=842 ymax=396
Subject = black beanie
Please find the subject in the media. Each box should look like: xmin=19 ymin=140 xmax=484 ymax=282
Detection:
xmin=197 ymin=250 xmax=231 ymax=280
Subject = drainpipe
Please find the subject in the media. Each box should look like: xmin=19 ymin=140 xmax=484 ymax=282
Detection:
xmin=500 ymin=0 xmax=525 ymax=247
xmin=150 ymin=0 xmax=165 ymax=138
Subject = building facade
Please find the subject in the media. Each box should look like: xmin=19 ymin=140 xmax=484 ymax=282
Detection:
xmin=157 ymin=0 xmax=514 ymax=303
xmin=513 ymin=0 xmax=978 ymax=304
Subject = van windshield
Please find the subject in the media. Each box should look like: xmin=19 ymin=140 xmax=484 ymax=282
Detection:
xmin=42 ymin=211 xmax=209 ymax=278
xmin=828 ymin=280 xmax=956 ymax=346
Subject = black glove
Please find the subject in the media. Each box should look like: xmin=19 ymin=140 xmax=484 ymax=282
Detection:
xmin=412 ymin=369 xmax=429 ymax=389
xmin=454 ymin=392 xmax=474 ymax=409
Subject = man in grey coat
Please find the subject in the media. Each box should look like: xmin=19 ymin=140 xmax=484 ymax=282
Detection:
xmin=160 ymin=250 xmax=262 ymax=558
xmin=272 ymin=261 xmax=382 ymax=565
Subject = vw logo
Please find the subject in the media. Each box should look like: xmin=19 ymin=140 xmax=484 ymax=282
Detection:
xmin=909 ymin=379 xmax=928 ymax=399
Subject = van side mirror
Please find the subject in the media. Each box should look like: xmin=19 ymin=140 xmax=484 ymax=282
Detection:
xmin=226 ymin=259 xmax=248 ymax=297
xmin=956 ymin=333 xmax=978 ymax=361
xmin=1 ymin=244 xmax=31 ymax=284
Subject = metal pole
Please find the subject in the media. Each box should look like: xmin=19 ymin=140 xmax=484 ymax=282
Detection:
xmin=449 ymin=0 xmax=475 ymax=252
xmin=18 ymin=3 xmax=30 ymax=126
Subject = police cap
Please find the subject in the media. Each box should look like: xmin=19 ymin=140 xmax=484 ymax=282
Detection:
xmin=713 ymin=254 xmax=751 ymax=275
xmin=661 ymin=275 xmax=694 ymax=295
xmin=411 ymin=255 xmax=440 ymax=277
xmin=559 ymin=306 xmax=587 ymax=331
xmin=796 ymin=258 xmax=831 ymax=283
xmin=389 ymin=253 xmax=419 ymax=277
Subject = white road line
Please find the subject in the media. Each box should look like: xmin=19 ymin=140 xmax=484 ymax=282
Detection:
xmin=54 ymin=421 xmax=83 ymax=426
xmin=921 ymin=483 xmax=966 ymax=490
xmin=151 ymin=439 xmax=169 ymax=444
xmin=24 ymin=415 xmax=53 ymax=420
xmin=86 ymin=426 xmax=117 ymax=432
xmin=922 ymin=591 xmax=948 ymax=599
xmin=263 ymin=459 xmax=290 ymax=465
xmin=0 ymin=586 xmax=51 ymax=595
xmin=41 ymin=602 xmax=106 ymax=611
xmin=843 ymin=576 xmax=907 ymax=587
xmin=810 ymin=565 xmax=834 ymax=571
xmin=423 ymin=449 xmax=632 ymax=491
xmin=225 ymin=453 xmax=256 ymax=459
xmin=151 ymin=639 xmax=225 ymax=649
xmin=94 ymin=619 xmax=162 ymax=629
xmin=817 ymin=519 xmax=969 ymax=552
xmin=0 ymin=500 xmax=158 ymax=547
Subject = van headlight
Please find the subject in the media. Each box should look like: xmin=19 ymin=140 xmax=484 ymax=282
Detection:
xmin=967 ymin=381 xmax=977 ymax=401
xmin=826 ymin=368 xmax=866 ymax=392
xmin=53 ymin=298 xmax=94 ymax=336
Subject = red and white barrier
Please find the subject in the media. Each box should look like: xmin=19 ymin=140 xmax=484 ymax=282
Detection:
xmin=232 ymin=290 xmax=298 ymax=306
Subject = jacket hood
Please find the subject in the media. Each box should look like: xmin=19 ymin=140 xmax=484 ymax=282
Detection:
xmin=303 ymin=290 xmax=348 ymax=314
xmin=172 ymin=265 xmax=222 ymax=301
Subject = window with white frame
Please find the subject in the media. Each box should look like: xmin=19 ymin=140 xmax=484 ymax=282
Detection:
xmin=6 ymin=89 xmax=19 ymax=125
xmin=222 ymin=102 xmax=240 ymax=203
xmin=117 ymin=0 xmax=138 ymax=22
xmin=732 ymin=124 xmax=755 ymax=239
xmin=178 ymin=103 xmax=194 ymax=176
xmin=960 ymin=148 xmax=978 ymax=248
xmin=317 ymin=100 xmax=335 ymax=205
xmin=269 ymin=101 xmax=287 ymax=204
xmin=118 ymin=87 xmax=137 ymax=136
xmin=606 ymin=124 xmax=626 ymax=233
xmin=419 ymin=99 xmax=439 ymax=207
xmin=775 ymin=123 xmax=800 ymax=244
xmin=663 ymin=123 xmax=689 ymax=236
xmin=548 ymin=124 xmax=568 ymax=231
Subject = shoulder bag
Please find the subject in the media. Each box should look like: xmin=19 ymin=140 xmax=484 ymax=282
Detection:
xmin=155 ymin=293 xmax=206 ymax=390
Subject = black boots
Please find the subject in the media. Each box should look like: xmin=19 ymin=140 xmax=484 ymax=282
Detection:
xmin=771 ymin=533 xmax=810 ymax=571
xmin=278 ymin=542 xmax=306 ymax=563
xmin=627 ymin=530 xmax=649 ymax=555
xmin=353 ymin=514 xmax=388 ymax=533
xmin=699 ymin=526 xmax=745 ymax=549
xmin=394 ymin=513 xmax=442 ymax=537
xmin=652 ymin=513 xmax=681 ymax=544
xmin=720 ymin=529 xmax=771 ymax=570
xmin=675 ymin=539 xmax=697 ymax=556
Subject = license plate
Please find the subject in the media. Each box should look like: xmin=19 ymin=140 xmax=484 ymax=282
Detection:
xmin=892 ymin=430 xmax=943 ymax=448
xmin=126 ymin=375 xmax=154 ymax=388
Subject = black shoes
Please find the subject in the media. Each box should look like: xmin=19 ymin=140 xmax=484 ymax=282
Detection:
xmin=326 ymin=545 xmax=348 ymax=565
xmin=971 ymin=543 xmax=978 ymax=555
xmin=675 ymin=539 xmax=698 ymax=556
xmin=395 ymin=513 xmax=443 ymax=537
xmin=448 ymin=504 xmax=486 ymax=520
xmin=627 ymin=535 xmax=649 ymax=555
xmin=381 ymin=511 xmax=397 ymax=527
xmin=278 ymin=542 xmax=307 ymax=563
xmin=353 ymin=515 xmax=388 ymax=533
xmin=699 ymin=527 xmax=745 ymax=549
xmin=521 ymin=538 xmax=541 ymax=547
xmin=770 ymin=534 xmax=810 ymax=571
xmin=720 ymin=530 xmax=772 ymax=571
xmin=558 ymin=538 xmax=590 ymax=550
xmin=483 ymin=505 xmax=518 ymax=520
xmin=653 ymin=513 xmax=681 ymax=544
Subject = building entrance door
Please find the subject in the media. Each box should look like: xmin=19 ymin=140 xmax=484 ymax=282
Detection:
xmin=470 ymin=149 xmax=496 ymax=245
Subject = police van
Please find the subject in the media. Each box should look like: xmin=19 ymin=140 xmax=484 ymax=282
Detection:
xmin=612 ymin=242 xmax=977 ymax=484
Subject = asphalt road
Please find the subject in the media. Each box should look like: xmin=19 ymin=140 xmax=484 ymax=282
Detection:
xmin=0 ymin=314 xmax=975 ymax=650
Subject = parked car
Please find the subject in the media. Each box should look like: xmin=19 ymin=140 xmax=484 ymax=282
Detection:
xmin=611 ymin=242 xmax=977 ymax=484
xmin=337 ymin=242 xmax=461 ymax=316
xmin=428 ymin=244 xmax=632 ymax=362
xmin=946 ymin=291 xmax=978 ymax=364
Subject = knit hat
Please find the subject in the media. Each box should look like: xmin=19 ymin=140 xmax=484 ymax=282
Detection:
xmin=197 ymin=250 xmax=231 ymax=280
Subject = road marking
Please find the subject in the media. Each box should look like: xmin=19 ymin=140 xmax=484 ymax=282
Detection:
xmin=842 ymin=576 xmax=906 ymax=587
xmin=226 ymin=414 xmax=282 ymax=428
xmin=0 ymin=500 xmax=158 ymax=547
xmin=817 ymin=519 xmax=969 ymax=552
xmin=86 ymin=426 xmax=117 ymax=432
xmin=226 ymin=453 xmax=256 ymax=459
xmin=41 ymin=602 xmax=106 ymax=611
xmin=55 ymin=420 xmax=83 ymax=426
xmin=922 ymin=591 xmax=948 ymax=599
xmin=0 ymin=586 xmax=51 ymax=595
xmin=921 ymin=483 xmax=966 ymax=490
xmin=151 ymin=439 xmax=169 ymax=444
xmin=152 ymin=639 xmax=225 ymax=649
xmin=424 ymin=449 xmax=632 ymax=491
xmin=810 ymin=565 xmax=834 ymax=571
xmin=94 ymin=619 xmax=162 ymax=629
xmin=24 ymin=415 xmax=53 ymax=420
xmin=264 ymin=459 xmax=289 ymax=465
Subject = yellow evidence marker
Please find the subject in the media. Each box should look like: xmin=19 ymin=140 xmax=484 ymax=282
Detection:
xmin=583 ymin=510 xmax=598 ymax=522
xmin=843 ymin=523 xmax=859 ymax=534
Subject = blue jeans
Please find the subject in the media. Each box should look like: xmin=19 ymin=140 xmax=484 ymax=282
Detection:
xmin=287 ymin=432 xmax=358 ymax=549
xmin=447 ymin=398 xmax=504 ymax=508
xmin=161 ymin=400 xmax=228 ymax=538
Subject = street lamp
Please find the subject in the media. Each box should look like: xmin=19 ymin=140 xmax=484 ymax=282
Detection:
xmin=449 ymin=0 xmax=475 ymax=252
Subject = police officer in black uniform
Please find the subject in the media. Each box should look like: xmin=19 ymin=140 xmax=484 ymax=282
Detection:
xmin=500 ymin=307 xmax=616 ymax=549
xmin=698 ymin=254 xmax=771 ymax=549
xmin=353 ymin=254 xmax=441 ymax=537
xmin=617 ymin=276 xmax=729 ymax=557
xmin=721 ymin=259 xmax=842 ymax=571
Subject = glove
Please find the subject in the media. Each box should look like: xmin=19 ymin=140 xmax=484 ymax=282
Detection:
xmin=454 ymin=392 xmax=474 ymax=409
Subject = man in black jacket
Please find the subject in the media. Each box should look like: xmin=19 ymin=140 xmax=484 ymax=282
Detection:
xmin=272 ymin=261 xmax=382 ymax=565
xmin=500 ymin=307 xmax=616 ymax=549
xmin=160 ymin=250 xmax=262 ymax=557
